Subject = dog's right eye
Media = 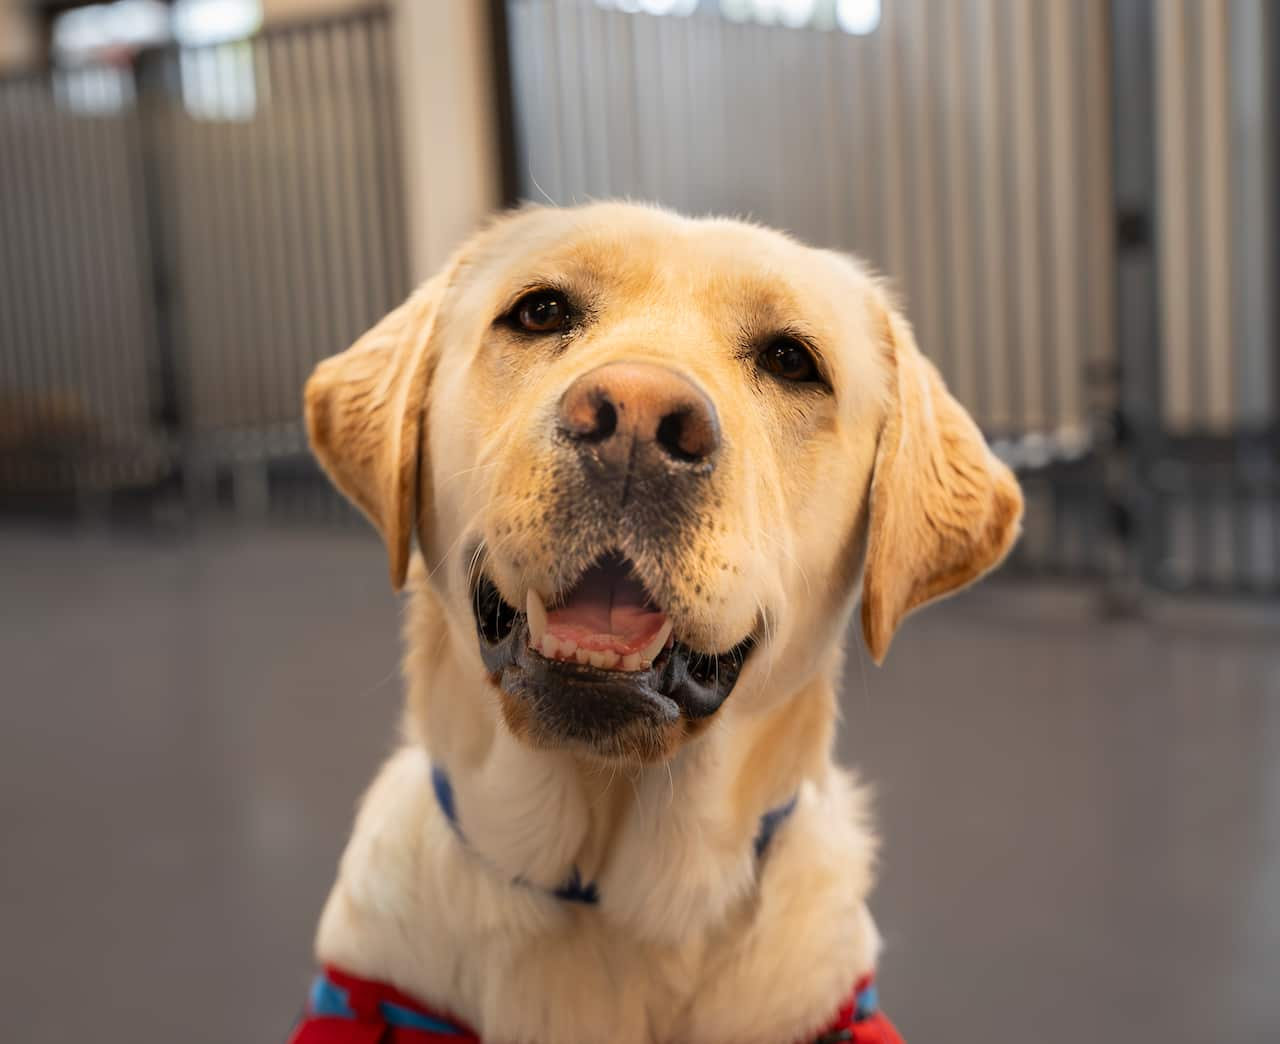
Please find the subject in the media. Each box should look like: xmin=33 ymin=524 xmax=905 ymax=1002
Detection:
xmin=508 ymin=289 xmax=569 ymax=334
xmin=758 ymin=336 xmax=822 ymax=384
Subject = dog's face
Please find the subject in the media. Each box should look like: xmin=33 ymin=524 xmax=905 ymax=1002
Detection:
xmin=306 ymin=204 xmax=1022 ymax=763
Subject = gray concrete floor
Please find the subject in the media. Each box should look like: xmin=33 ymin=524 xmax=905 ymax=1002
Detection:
xmin=2 ymin=524 xmax=1278 ymax=1044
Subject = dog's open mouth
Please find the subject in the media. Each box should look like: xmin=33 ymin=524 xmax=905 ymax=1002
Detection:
xmin=526 ymin=554 xmax=672 ymax=671
xmin=471 ymin=551 xmax=755 ymax=756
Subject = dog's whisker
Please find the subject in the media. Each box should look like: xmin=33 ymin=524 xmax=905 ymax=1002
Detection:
xmin=756 ymin=525 xmax=810 ymax=599
xmin=353 ymin=663 xmax=401 ymax=704
xmin=427 ymin=504 xmax=489 ymax=584
xmin=437 ymin=459 xmax=500 ymax=489
xmin=527 ymin=167 xmax=557 ymax=208
xmin=463 ymin=550 xmax=485 ymax=604
xmin=752 ymin=592 xmax=778 ymax=694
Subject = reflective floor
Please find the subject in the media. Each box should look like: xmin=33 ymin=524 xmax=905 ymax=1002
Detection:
xmin=2 ymin=524 xmax=1278 ymax=1044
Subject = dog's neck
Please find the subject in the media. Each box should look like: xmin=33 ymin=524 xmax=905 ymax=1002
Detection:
xmin=400 ymin=572 xmax=837 ymax=942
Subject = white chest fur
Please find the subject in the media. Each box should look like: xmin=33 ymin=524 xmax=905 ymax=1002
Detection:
xmin=315 ymin=744 xmax=880 ymax=1044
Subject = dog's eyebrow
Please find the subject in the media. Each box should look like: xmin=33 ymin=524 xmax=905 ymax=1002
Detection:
xmin=736 ymin=311 xmax=825 ymax=354
xmin=726 ymin=278 xmax=808 ymax=328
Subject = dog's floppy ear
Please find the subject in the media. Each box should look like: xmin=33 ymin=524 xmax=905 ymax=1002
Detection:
xmin=304 ymin=272 xmax=452 ymax=589
xmin=860 ymin=305 xmax=1023 ymax=664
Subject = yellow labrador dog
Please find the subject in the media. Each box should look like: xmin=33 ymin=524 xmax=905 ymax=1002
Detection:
xmin=296 ymin=203 xmax=1021 ymax=1044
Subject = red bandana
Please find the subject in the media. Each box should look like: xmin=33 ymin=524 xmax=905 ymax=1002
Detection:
xmin=287 ymin=966 xmax=905 ymax=1044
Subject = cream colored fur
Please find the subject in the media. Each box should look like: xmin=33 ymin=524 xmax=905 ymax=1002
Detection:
xmin=304 ymin=203 xmax=1023 ymax=1043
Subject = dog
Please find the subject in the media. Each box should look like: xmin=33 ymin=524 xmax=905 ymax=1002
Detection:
xmin=289 ymin=203 xmax=1022 ymax=1044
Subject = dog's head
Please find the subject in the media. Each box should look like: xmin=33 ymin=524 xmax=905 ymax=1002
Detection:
xmin=306 ymin=204 xmax=1022 ymax=763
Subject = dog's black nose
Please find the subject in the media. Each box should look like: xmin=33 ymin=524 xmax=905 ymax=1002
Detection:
xmin=558 ymin=361 xmax=720 ymax=469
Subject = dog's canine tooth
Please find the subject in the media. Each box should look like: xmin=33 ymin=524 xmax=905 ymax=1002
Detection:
xmin=639 ymin=620 xmax=673 ymax=666
xmin=526 ymin=590 xmax=547 ymax=645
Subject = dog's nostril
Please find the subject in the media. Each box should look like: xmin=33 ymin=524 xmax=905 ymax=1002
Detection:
xmin=656 ymin=411 xmax=691 ymax=461
xmin=592 ymin=399 xmax=618 ymax=442
xmin=559 ymin=387 xmax=618 ymax=444
xmin=656 ymin=406 xmax=717 ymax=463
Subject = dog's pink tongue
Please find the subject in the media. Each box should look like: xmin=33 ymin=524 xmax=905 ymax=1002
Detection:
xmin=547 ymin=560 xmax=666 ymax=654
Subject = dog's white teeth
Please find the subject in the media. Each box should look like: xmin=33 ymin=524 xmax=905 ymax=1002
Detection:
xmin=639 ymin=620 xmax=673 ymax=666
xmin=527 ymin=620 xmax=661 ymax=669
xmin=526 ymin=590 xmax=548 ymax=645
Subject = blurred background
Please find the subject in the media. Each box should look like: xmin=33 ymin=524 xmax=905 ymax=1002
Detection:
xmin=0 ymin=1 xmax=1277 ymax=1042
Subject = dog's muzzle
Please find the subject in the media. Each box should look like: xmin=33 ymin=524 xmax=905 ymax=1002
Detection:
xmin=471 ymin=556 xmax=755 ymax=760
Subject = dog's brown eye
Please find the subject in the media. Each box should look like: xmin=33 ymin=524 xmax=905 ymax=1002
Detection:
xmin=513 ymin=290 xmax=568 ymax=333
xmin=758 ymin=338 xmax=820 ymax=383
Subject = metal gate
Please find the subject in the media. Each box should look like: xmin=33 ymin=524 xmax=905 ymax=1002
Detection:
xmin=500 ymin=0 xmax=1280 ymax=596
xmin=0 ymin=6 xmax=409 ymax=519
xmin=2 ymin=0 xmax=1276 ymax=598
xmin=0 ymin=64 xmax=164 ymax=500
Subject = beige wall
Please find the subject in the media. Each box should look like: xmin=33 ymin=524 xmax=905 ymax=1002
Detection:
xmin=262 ymin=0 xmax=376 ymax=24
xmin=0 ymin=0 xmax=39 ymax=74
xmin=392 ymin=0 xmax=502 ymax=281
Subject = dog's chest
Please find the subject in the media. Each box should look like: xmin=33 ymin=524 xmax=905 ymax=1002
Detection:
xmin=317 ymin=751 xmax=879 ymax=1044
xmin=486 ymin=917 xmax=714 ymax=1044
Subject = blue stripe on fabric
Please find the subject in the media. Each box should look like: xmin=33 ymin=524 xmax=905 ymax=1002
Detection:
xmin=380 ymin=1000 xmax=466 ymax=1035
xmin=310 ymin=973 xmax=467 ymax=1035
xmin=308 ymin=975 xmax=355 ymax=1018
xmin=855 ymin=981 xmax=879 ymax=1021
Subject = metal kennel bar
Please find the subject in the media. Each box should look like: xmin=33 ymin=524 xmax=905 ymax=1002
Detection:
xmin=1145 ymin=0 xmax=1279 ymax=595
xmin=0 ymin=63 xmax=167 ymax=502
xmin=0 ymin=5 xmax=409 ymax=519
xmin=137 ymin=7 xmax=410 ymax=513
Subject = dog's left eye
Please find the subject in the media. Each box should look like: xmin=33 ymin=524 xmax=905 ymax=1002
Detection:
xmin=758 ymin=337 xmax=821 ymax=383
xmin=510 ymin=289 xmax=569 ymax=333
